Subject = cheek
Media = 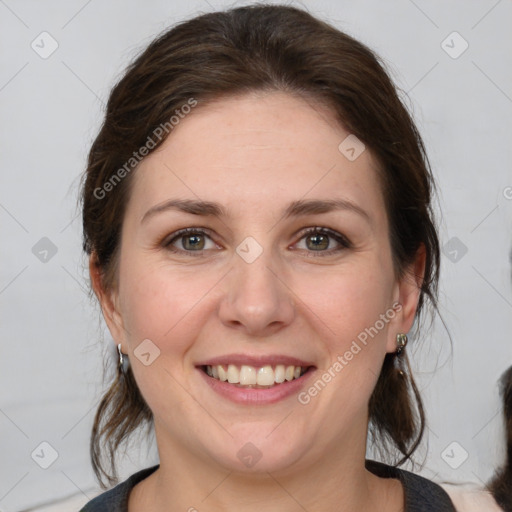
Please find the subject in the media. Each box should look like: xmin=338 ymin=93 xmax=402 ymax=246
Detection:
xmin=118 ymin=256 xmax=212 ymax=355
xmin=295 ymin=272 xmax=394 ymax=419
xmin=294 ymin=256 xmax=395 ymax=402
xmin=295 ymin=261 xmax=394 ymax=345
xmin=116 ymin=258 xmax=217 ymax=417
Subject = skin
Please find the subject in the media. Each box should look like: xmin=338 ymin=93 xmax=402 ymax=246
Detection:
xmin=91 ymin=91 xmax=425 ymax=511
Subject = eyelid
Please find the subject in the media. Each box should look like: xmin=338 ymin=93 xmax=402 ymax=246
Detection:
xmin=162 ymin=227 xmax=214 ymax=244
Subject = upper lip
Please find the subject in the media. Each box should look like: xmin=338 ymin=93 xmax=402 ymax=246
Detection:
xmin=196 ymin=354 xmax=315 ymax=368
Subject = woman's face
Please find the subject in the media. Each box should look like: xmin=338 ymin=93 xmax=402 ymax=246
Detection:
xmin=98 ymin=91 xmax=421 ymax=473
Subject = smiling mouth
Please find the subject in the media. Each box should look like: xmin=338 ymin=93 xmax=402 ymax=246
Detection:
xmin=199 ymin=364 xmax=313 ymax=389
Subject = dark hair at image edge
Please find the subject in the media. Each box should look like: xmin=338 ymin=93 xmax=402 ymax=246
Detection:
xmin=489 ymin=365 xmax=512 ymax=511
xmin=80 ymin=3 xmax=441 ymax=488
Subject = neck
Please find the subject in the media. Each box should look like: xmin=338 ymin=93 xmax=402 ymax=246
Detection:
xmin=129 ymin=422 xmax=403 ymax=512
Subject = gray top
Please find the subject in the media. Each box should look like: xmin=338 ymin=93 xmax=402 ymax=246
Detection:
xmin=80 ymin=460 xmax=456 ymax=511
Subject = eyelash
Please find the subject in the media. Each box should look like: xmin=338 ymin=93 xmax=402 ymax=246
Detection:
xmin=162 ymin=227 xmax=351 ymax=257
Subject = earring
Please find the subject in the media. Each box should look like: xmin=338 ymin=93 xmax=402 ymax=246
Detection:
xmin=396 ymin=333 xmax=407 ymax=355
xmin=117 ymin=343 xmax=130 ymax=373
xmin=395 ymin=333 xmax=408 ymax=378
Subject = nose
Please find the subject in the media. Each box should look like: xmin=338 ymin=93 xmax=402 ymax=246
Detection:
xmin=218 ymin=248 xmax=295 ymax=337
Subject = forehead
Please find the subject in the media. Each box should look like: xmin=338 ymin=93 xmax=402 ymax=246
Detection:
xmin=128 ymin=91 xmax=385 ymax=222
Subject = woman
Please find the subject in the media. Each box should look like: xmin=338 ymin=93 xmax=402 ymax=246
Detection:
xmin=79 ymin=4 xmax=455 ymax=511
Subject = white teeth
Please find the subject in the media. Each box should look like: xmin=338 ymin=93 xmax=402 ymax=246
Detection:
xmin=239 ymin=365 xmax=257 ymax=385
xmin=227 ymin=364 xmax=239 ymax=384
xmin=274 ymin=364 xmax=286 ymax=383
xmin=257 ymin=365 xmax=274 ymax=386
xmin=204 ymin=363 xmax=308 ymax=386
xmin=218 ymin=365 xmax=228 ymax=382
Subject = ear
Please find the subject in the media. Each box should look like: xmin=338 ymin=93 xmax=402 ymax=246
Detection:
xmin=386 ymin=243 xmax=427 ymax=354
xmin=89 ymin=252 xmax=126 ymax=345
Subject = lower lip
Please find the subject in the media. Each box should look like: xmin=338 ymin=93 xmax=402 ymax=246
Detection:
xmin=197 ymin=367 xmax=315 ymax=405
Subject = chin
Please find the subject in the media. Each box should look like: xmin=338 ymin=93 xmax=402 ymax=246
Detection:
xmin=200 ymin=425 xmax=309 ymax=474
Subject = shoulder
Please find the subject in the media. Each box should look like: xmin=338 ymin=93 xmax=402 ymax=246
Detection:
xmin=440 ymin=483 xmax=503 ymax=512
xmin=366 ymin=460 xmax=457 ymax=512
xmin=79 ymin=465 xmax=160 ymax=512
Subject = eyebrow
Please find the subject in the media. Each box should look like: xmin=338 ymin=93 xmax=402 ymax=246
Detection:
xmin=140 ymin=198 xmax=371 ymax=224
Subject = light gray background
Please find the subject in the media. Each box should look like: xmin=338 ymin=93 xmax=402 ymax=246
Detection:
xmin=1 ymin=0 xmax=511 ymax=510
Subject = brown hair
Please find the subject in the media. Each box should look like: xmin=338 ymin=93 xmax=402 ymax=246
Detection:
xmin=81 ymin=3 xmax=440 ymax=488
xmin=489 ymin=365 xmax=512 ymax=511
